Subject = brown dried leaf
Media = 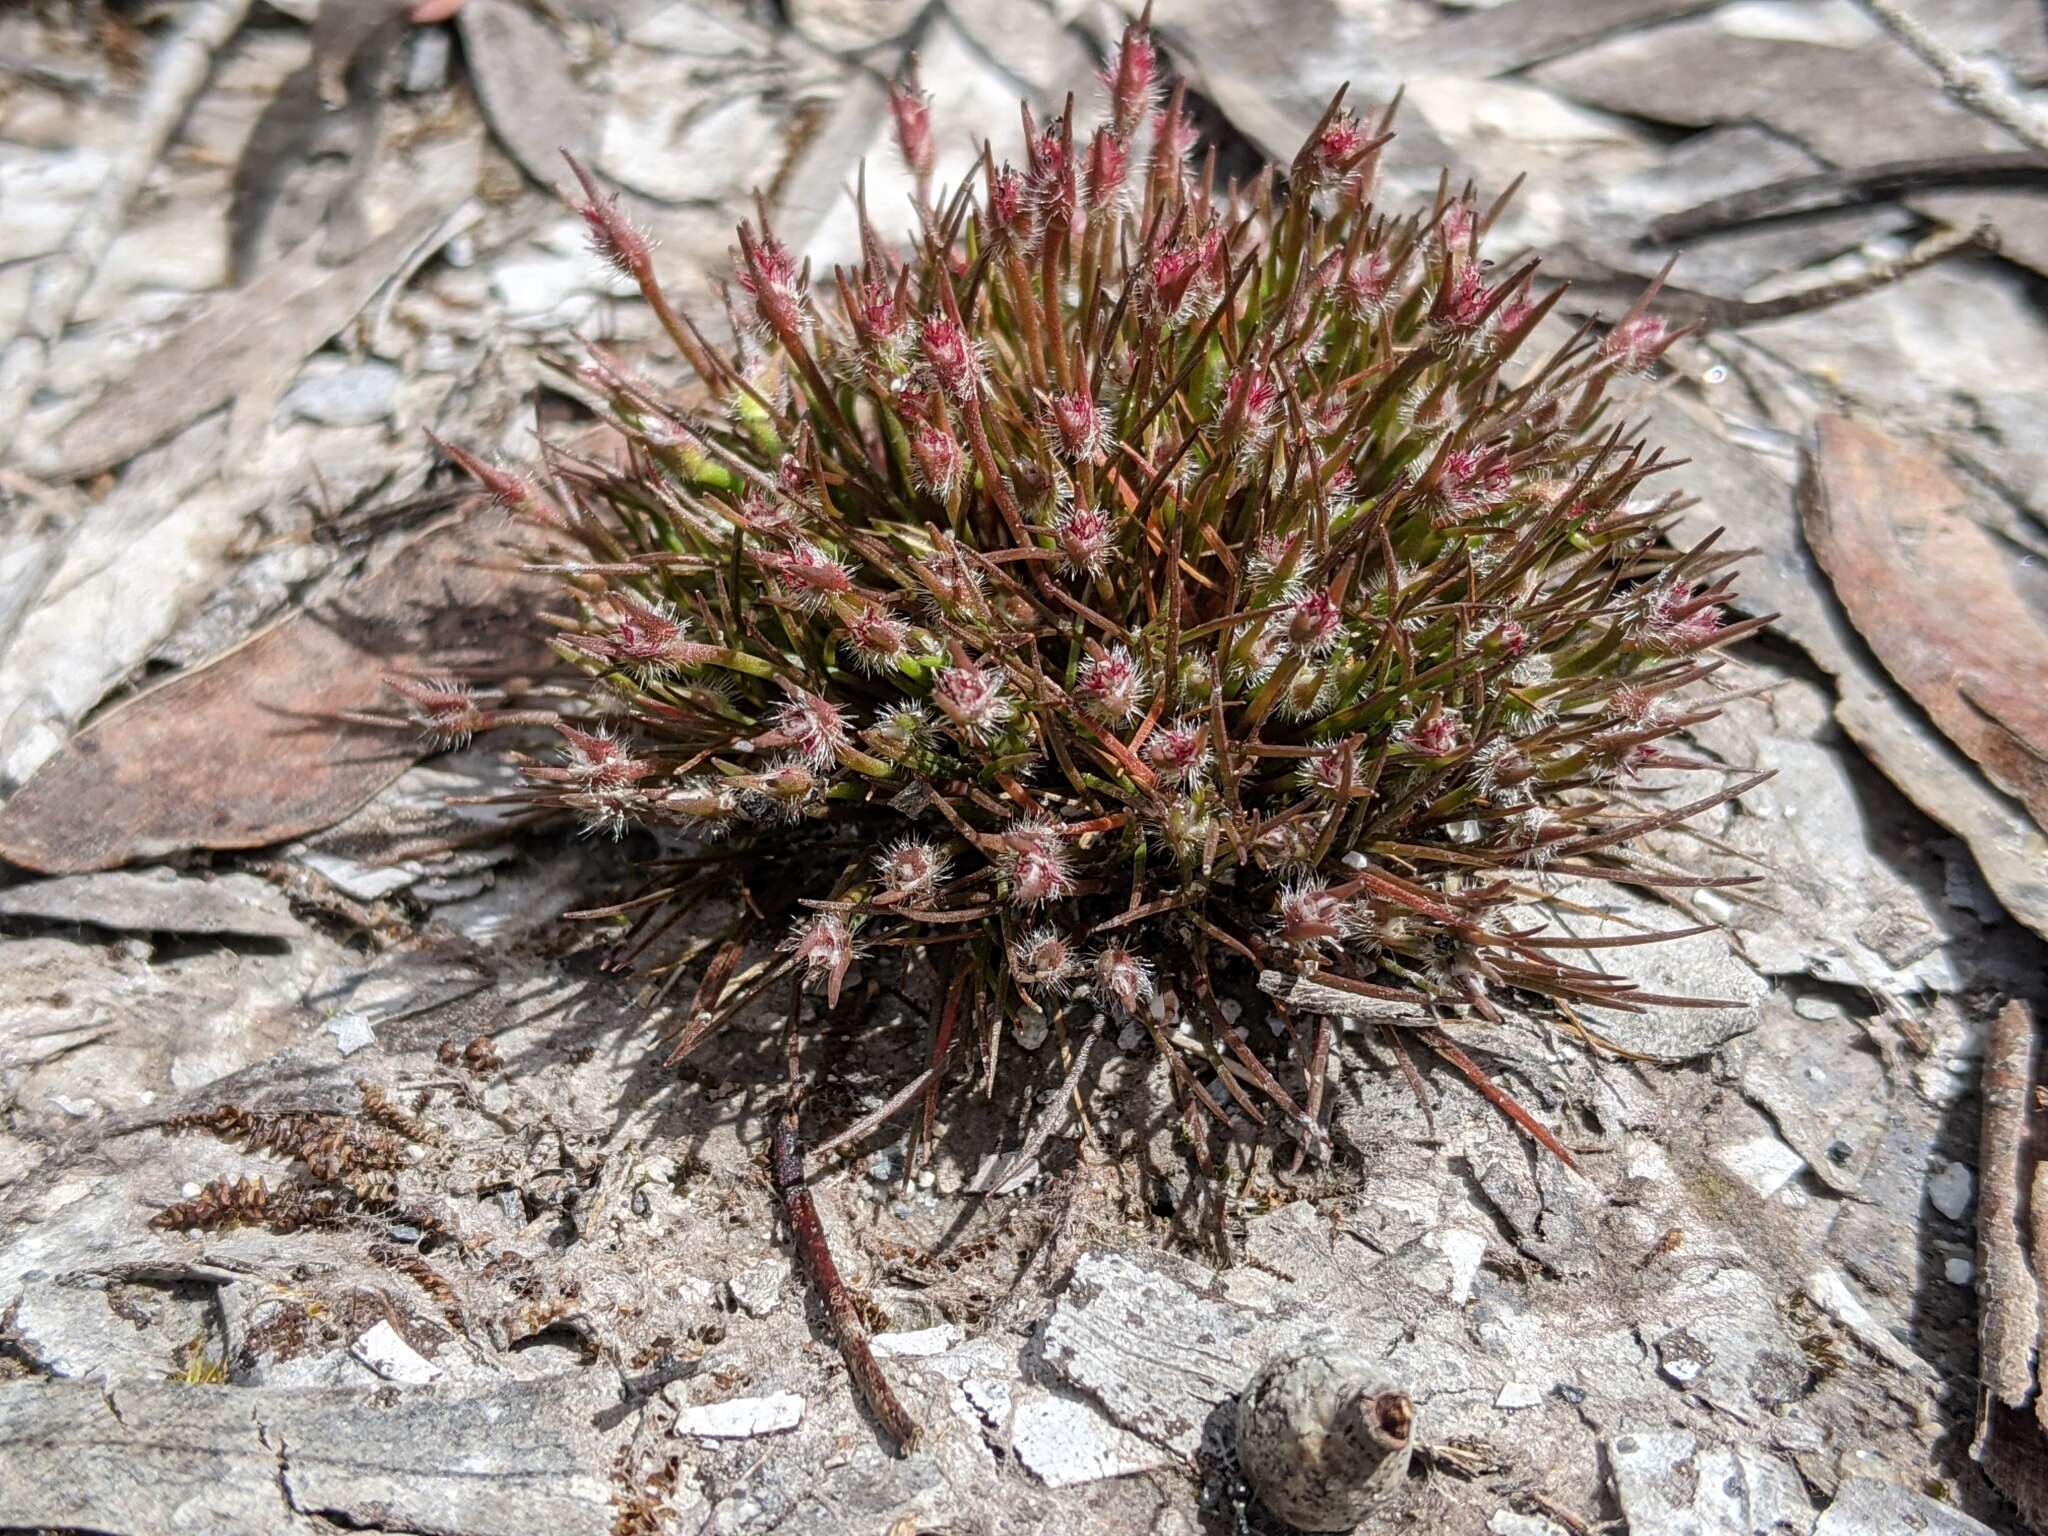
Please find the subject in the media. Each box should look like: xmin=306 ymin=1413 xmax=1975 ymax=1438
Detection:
xmin=0 ymin=522 xmax=545 ymax=875
xmin=41 ymin=205 xmax=452 ymax=480
xmin=1805 ymin=416 xmax=2048 ymax=833
xmin=229 ymin=0 xmax=407 ymax=281
xmin=456 ymin=0 xmax=597 ymax=188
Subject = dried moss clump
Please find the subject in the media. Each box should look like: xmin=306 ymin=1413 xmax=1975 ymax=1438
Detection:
xmin=419 ymin=19 xmax=1765 ymax=1161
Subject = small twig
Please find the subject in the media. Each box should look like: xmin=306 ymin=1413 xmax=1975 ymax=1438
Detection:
xmin=772 ymin=979 xmax=922 ymax=1454
xmin=1419 ymin=1029 xmax=1578 ymax=1170
xmin=1379 ymin=1017 xmax=1438 ymax=1140
xmin=984 ymin=1012 xmax=1109 ymax=1196
xmin=1550 ymin=222 xmax=1989 ymax=334
xmin=0 ymin=0 xmax=255 ymax=454
xmin=1643 ymin=152 xmax=2048 ymax=244
xmin=1285 ymin=1016 xmax=1333 ymax=1178
xmin=1856 ymin=0 xmax=2048 ymax=157
xmin=808 ymin=1066 xmax=936 ymax=1166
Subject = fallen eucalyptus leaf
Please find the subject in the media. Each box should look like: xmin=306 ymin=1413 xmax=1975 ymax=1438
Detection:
xmin=1804 ymin=416 xmax=2048 ymax=833
xmin=0 ymin=521 xmax=544 ymax=874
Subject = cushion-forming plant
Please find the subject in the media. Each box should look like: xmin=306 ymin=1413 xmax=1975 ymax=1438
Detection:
xmin=415 ymin=16 xmax=1768 ymax=1167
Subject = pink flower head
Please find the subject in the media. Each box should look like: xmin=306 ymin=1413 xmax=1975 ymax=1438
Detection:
xmin=783 ymin=913 xmax=860 ymax=1005
xmin=764 ymin=540 xmax=854 ymax=607
xmin=749 ymin=757 xmax=819 ymax=822
xmin=1607 ymin=683 xmax=1668 ymax=724
xmin=1492 ymin=618 xmax=1532 ymax=658
xmin=1052 ymin=505 xmax=1117 ymax=576
xmin=1077 ymin=644 xmax=1147 ymax=723
xmin=1638 ymin=578 xmax=1723 ymax=652
xmin=1435 ymin=200 xmax=1477 ymax=254
xmin=919 ymin=313 xmax=980 ymax=398
xmin=736 ymin=225 xmax=804 ymax=338
xmin=932 ymin=660 xmax=1013 ymax=740
xmin=1433 ymin=264 xmax=1495 ymax=343
xmin=1151 ymin=100 xmax=1200 ymax=172
xmin=1092 ymin=944 xmax=1155 ymax=1015
xmin=565 ymin=156 xmax=652 ymax=278
xmin=556 ymin=725 xmax=655 ymax=837
xmin=1011 ymin=925 xmax=1080 ymax=995
xmin=1493 ymin=294 xmax=1535 ymax=339
xmin=601 ymin=591 xmax=690 ymax=675
xmin=387 ymin=675 xmax=485 ymax=746
xmin=557 ymin=724 xmax=647 ymax=787
xmin=1101 ymin=18 xmax=1158 ymax=135
xmin=769 ymin=688 xmax=851 ymax=767
xmin=986 ymin=165 xmax=1038 ymax=252
xmin=429 ymin=433 xmax=536 ymax=514
xmin=875 ymin=837 xmax=949 ymax=899
xmin=1002 ymin=819 xmax=1074 ymax=907
xmin=910 ymin=421 xmax=966 ymax=498
xmin=842 ymin=602 xmax=910 ymax=672
xmin=854 ymin=280 xmax=899 ymax=338
xmin=1274 ymin=876 xmax=1352 ymax=953
xmin=1286 ymin=589 xmax=1345 ymax=657
xmin=1308 ymin=111 xmax=1369 ymax=188
xmin=1040 ymin=388 xmax=1110 ymax=461
xmin=1429 ymin=446 xmax=1513 ymax=523
xmin=1602 ymin=313 xmax=1676 ymax=375
xmin=1145 ymin=229 xmax=1222 ymax=323
xmin=1336 ymin=248 xmax=1394 ymax=323
xmin=1300 ymin=742 xmax=1364 ymax=802
xmin=1027 ymin=121 xmax=1078 ymax=228
xmin=887 ymin=73 xmax=934 ymax=184
xmin=1143 ymin=716 xmax=1211 ymax=787
xmin=1250 ymin=530 xmax=1305 ymax=586
xmin=1084 ymin=126 xmax=1130 ymax=214
xmin=1223 ymin=365 xmax=1281 ymax=450
xmin=852 ymin=280 xmax=913 ymax=367
xmin=777 ymin=450 xmax=813 ymax=501
xmin=1398 ymin=708 xmax=1466 ymax=757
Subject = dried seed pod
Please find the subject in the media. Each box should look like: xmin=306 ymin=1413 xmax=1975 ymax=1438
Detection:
xmin=1235 ymin=1346 xmax=1414 ymax=1532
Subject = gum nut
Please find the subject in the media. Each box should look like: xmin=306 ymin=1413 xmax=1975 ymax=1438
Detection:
xmin=1235 ymin=1346 xmax=1414 ymax=1532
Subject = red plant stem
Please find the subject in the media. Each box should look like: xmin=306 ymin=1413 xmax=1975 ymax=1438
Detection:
xmin=921 ymin=965 xmax=970 ymax=1155
xmin=1420 ymin=1029 xmax=1577 ymax=1170
xmin=774 ymin=981 xmax=922 ymax=1453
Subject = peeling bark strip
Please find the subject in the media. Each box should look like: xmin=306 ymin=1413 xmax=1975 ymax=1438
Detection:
xmin=771 ymin=1108 xmax=922 ymax=1453
xmin=0 ymin=1376 xmax=618 ymax=1536
xmin=774 ymin=983 xmax=921 ymax=1453
xmin=1975 ymin=997 xmax=2040 ymax=1450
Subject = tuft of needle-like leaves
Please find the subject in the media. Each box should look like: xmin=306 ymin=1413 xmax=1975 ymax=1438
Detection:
xmin=416 ymin=17 xmax=1770 ymax=1167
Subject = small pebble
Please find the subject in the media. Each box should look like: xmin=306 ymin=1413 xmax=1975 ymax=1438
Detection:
xmin=1928 ymin=1159 xmax=1975 ymax=1222
xmin=1494 ymin=1382 xmax=1542 ymax=1410
xmin=1946 ymin=1256 xmax=1975 ymax=1285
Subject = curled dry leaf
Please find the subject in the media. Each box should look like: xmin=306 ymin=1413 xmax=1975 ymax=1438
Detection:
xmin=1803 ymin=416 xmax=2048 ymax=834
xmin=0 ymin=522 xmax=546 ymax=875
xmin=455 ymin=0 xmax=597 ymax=188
